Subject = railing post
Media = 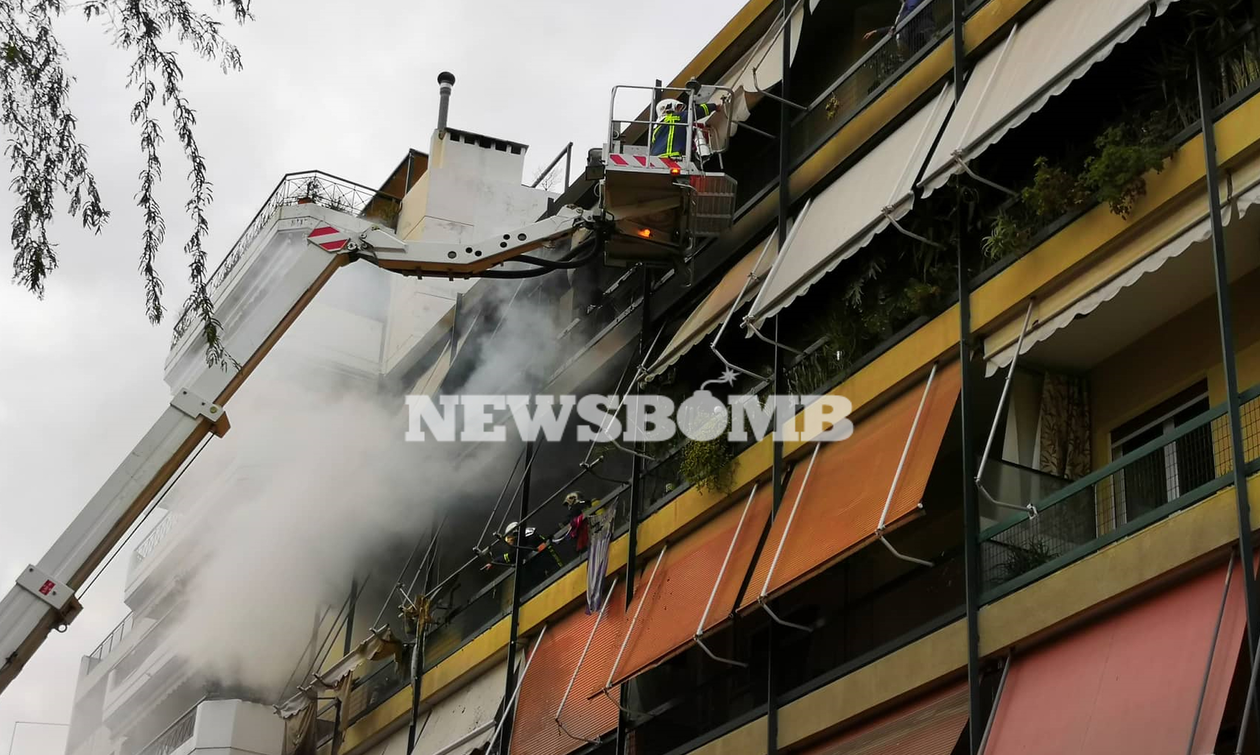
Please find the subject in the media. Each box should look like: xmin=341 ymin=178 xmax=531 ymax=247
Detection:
xmin=496 ymin=440 xmax=534 ymax=755
xmin=1196 ymin=42 xmax=1260 ymax=735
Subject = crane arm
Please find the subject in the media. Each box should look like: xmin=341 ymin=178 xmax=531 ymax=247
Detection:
xmin=0 ymin=201 xmax=596 ymax=693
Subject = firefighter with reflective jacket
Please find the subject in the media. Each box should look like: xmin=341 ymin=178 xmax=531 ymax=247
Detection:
xmin=651 ymin=97 xmax=718 ymax=159
xmin=481 ymin=522 xmax=563 ymax=573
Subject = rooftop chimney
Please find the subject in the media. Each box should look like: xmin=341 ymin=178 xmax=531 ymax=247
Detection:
xmin=437 ymin=71 xmax=456 ymax=136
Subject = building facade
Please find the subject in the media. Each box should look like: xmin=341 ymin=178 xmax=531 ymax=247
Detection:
xmin=65 ymin=0 xmax=1260 ymax=753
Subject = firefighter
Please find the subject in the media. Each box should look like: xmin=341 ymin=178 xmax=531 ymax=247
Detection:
xmin=650 ymin=96 xmax=719 ymax=159
xmin=562 ymin=491 xmax=592 ymax=553
xmin=864 ymin=0 xmax=932 ymax=56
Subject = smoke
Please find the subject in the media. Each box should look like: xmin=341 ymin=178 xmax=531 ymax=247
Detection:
xmin=160 ymin=267 xmax=566 ymax=700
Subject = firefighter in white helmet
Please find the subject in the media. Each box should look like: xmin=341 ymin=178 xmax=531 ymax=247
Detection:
xmin=650 ymin=95 xmax=718 ymax=160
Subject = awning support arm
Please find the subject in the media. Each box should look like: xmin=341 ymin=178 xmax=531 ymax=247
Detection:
xmin=974 ymin=301 xmax=1039 ymax=520
xmin=710 ymin=237 xmax=778 ymax=382
xmin=747 ymin=320 xmax=805 ymax=355
xmin=555 ymin=578 xmax=619 ymax=745
xmin=748 ymin=0 xmax=810 ymax=111
xmin=693 ymin=485 xmax=758 ymax=669
xmin=884 ymin=208 xmax=947 ymax=250
xmin=953 ymin=154 xmax=1018 ymax=197
xmin=977 ymin=652 xmax=1013 ymax=754
xmin=606 ymin=547 xmax=668 ymax=690
xmin=742 ymin=197 xmax=813 ymax=346
xmin=875 ymin=363 xmax=937 ymax=568
xmin=757 ymin=444 xmax=820 ymax=632
xmin=487 ymin=624 xmax=547 ymax=752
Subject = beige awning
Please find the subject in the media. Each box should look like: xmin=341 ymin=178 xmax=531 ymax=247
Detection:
xmin=920 ymin=0 xmax=1173 ymax=197
xmin=644 ymin=233 xmax=778 ymax=379
xmin=745 ymin=86 xmax=953 ymax=327
xmin=984 ymin=164 xmax=1260 ymax=376
xmin=411 ymin=338 xmax=453 ymax=396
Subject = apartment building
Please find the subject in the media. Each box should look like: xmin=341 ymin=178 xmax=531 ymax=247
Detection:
xmin=59 ymin=0 xmax=1260 ymax=753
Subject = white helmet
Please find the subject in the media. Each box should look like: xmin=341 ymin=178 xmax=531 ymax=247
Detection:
xmin=656 ymin=98 xmax=684 ymax=118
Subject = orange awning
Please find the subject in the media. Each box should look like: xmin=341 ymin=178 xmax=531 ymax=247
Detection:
xmin=511 ymin=583 xmax=630 ymax=755
xmin=740 ymin=362 xmax=961 ymax=609
xmin=605 ymin=482 xmax=775 ymax=687
xmin=983 ymin=557 xmax=1247 ymax=755
xmin=644 ymin=233 xmax=778 ymax=379
xmin=800 ymin=682 xmax=968 ymax=755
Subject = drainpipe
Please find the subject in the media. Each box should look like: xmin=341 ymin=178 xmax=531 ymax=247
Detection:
xmin=1196 ymin=43 xmax=1260 ymax=741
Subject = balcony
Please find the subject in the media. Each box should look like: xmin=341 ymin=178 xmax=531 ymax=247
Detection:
xmin=132 ymin=699 xmax=282 ymax=755
xmin=85 ymin=613 xmax=133 ymax=673
xmin=981 ymin=385 xmax=1260 ymax=601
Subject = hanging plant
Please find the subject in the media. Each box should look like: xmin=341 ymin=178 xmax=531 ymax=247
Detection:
xmin=1080 ymin=124 xmax=1171 ymax=217
xmin=679 ymin=434 xmax=736 ymax=495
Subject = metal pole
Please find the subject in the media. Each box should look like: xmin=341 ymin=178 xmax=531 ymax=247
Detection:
xmin=1197 ymin=45 xmax=1260 ymax=738
xmin=768 ymin=4 xmax=792 ymax=752
xmin=343 ymin=578 xmax=357 ymax=657
xmin=616 ymin=267 xmax=652 ymax=755
xmin=951 ymin=2 xmax=983 ymax=751
xmin=498 ymin=440 xmax=534 ymax=754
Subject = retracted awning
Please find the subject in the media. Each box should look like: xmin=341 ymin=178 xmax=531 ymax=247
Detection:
xmin=739 ymin=362 xmax=961 ymax=609
xmin=983 ymin=557 xmax=1247 ymax=754
xmin=511 ymin=586 xmax=629 ymax=755
xmin=745 ymin=86 xmax=954 ymax=327
xmin=645 ymin=234 xmax=778 ymax=379
xmin=920 ymin=0 xmax=1173 ymax=197
xmin=604 ymin=483 xmax=775 ymax=687
xmin=799 ymin=682 xmax=968 ymax=755
xmin=983 ymin=164 xmax=1260 ymax=376
xmin=381 ymin=659 xmax=507 ymax=755
xmin=412 ymin=337 xmax=454 ymax=395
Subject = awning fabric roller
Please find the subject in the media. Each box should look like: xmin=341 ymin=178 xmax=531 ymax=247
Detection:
xmin=919 ymin=0 xmax=1174 ymax=198
xmin=738 ymin=362 xmax=962 ymax=610
xmin=982 ymin=557 xmax=1247 ymax=754
xmin=745 ymin=85 xmax=954 ymax=327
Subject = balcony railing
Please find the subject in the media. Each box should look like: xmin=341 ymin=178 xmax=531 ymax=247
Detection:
xmin=170 ymin=171 xmax=402 ymax=344
xmin=86 ymin=613 xmax=133 ymax=671
xmin=134 ymin=700 xmax=198 ymax=755
xmin=132 ymin=511 xmax=180 ymax=571
xmin=981 ymin=384 xmax=1260 ymax=600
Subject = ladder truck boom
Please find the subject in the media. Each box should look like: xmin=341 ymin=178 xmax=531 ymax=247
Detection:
xmin=0 ymin=79 xmax=739 ymax=693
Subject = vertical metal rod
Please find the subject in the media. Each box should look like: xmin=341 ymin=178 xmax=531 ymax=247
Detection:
xmin=951 ymin=3 xmax=982 ymax=750
xmin=768 ymin=3 xmax=792 ymax=752
xmin=499 ymin=440 xmax=534 ymax=754
xmin=1188 ymin=550 xmax=1236 ymax=755
xmin=1197 ymin=45 xmax=1260 ymax=743
xmin=343 ymin=578 xmax=357 ymax=657
xmin=976 ymin=653 xmax=1011 ymax=755
xmin=616 ymin=268 xmax=652 ymax=755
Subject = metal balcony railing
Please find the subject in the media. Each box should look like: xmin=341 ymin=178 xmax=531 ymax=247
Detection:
xmin=132 ymin=511 xmax=180 ymax=571
xmin=981 ymin=384 xmax=1260 ymax=600
xmin=86 ymin=613 xmax=133 ymax=671
xmin=134 ymin=701 xmax=198 ymax=755
xmin=170 ymin=171 xmax=402 ymax=344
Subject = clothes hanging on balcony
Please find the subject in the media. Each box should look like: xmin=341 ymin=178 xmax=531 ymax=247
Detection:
xmin=283 ymin=702 xmax=318 ymax=755
xmin=1038 ymin=373 xmax=1091 ymax=481
xmin=585 ymin=501 xmax=616 ymax=614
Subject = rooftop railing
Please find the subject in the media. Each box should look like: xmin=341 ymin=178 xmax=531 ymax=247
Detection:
xmin=170 ymin=171 xmax=402 ymax=344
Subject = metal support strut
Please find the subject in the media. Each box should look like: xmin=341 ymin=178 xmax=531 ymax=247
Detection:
xmin=694 ymin=485 xmax=759 ymax=668
xmin=605 ymin=548 xmax=668 ymax=700
xmin=488 ymin=626 xmax=547 ymax=753
xmin=876 ymin=363 xmax=938 ymax=568
xmin=555 ymin=578 xmax=619 ymax=745
xmin=974 ymin=301 xmax=1039 ymax=519
xmin=757 ymin=444 xmax=819 ymax=633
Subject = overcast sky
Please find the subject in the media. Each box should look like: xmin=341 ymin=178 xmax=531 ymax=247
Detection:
xmin=0 ymin=1 xmax=748 ymax=752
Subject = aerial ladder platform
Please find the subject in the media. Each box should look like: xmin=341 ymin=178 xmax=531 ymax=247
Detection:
xmin=0 ymin=81 xmax=738 ymax=693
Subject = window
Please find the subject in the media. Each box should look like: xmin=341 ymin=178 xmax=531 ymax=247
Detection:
xmin=1109 ymin=382 xmax=1214 ymax=527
